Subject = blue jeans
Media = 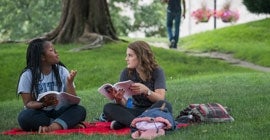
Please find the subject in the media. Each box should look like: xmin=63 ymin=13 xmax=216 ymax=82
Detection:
xmin=18 ymin=105 xmax=86 ymax=131
xmin=166 ymin=10 xmax=181 ymax=48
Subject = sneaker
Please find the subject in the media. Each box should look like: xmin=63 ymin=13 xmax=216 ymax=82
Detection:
xmin=110 ymin=120 xmax=125 ymax=130
xmin=169 ymin=39 xmax=175 ymax=48
xmin=98 ymin=113 xmax=108 ymax=122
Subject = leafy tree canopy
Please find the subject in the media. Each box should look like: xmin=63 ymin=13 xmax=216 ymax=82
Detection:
xmin=0 ymin=0 xmax=166 ymax=41
xmin=0 ymin=0 xmax=61 ymax=41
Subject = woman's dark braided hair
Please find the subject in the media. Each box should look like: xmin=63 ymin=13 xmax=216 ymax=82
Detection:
xmin=17 ymin=38 xmax=65 ymax=100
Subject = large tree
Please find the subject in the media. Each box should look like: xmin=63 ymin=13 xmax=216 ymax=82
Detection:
xmin=0 ymin=0 xmax=166 ymax=43
xmin=45 ymin=0 xmax=118 ymax=45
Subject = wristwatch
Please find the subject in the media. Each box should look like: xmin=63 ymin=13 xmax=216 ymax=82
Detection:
xmin=41 ymin=102 xmax=47 ymax=109
xmin=147 ymin=89 xmax=153 ymax=96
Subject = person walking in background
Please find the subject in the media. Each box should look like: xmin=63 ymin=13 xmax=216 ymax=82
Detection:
xmin=103 ymin=40 xmax=173 ymax=130
xmin=17 ymin=38 xmax=86 ymax=133
xmin=163 ymin=0 xmax=186 ymax=49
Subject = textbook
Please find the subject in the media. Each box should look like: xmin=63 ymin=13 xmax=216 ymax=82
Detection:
xmin=98 ymin=80 xmax=134 ymax=100
xmin=37 ymin=91 xmax=81 ymax=110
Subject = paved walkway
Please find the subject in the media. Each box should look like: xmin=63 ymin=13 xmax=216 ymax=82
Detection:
xmin=148 ymin=42 xmax=270 ymax=73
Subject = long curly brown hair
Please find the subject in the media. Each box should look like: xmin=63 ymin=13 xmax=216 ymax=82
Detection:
xmin=127 ymin=41 xmax=158 ymax=81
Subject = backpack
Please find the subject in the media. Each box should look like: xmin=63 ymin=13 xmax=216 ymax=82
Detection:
xmin=176 ymin=103 xmax=234 ymax=123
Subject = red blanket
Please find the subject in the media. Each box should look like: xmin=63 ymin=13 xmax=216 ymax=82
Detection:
xmin=1 ymin=122 xmax=130 ymax=136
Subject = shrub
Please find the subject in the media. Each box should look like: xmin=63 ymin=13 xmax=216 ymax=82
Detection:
xmin=243 ymin=0 xmax=270 ymax=14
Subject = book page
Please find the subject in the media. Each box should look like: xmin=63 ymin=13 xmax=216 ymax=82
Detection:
xmin=37 ymin=91 xmax=80 ymax=110
xmin=98 ymin=84 xmax=114 ymax=100
xmin=37 ymin=91 xmax=60 ymax=101
xmin=98 ymin=80 xmax=134 ymax=100
xmin=113 ymin=80 xmax=134 ymax=99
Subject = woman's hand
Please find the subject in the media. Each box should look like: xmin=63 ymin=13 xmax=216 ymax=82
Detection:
xmin=66 ymin=70 xmax=77 ymax=95
xmin=21 ymin=93 xmax=48 ymax=109
xmin=108 ymin=88 xmax=125 ymax=102
xmin=130 ymin=83 xmax=148 ymax=95
xmin=130 ymin=83 xmax=166 ymax=101
xmin=67 ymin=70 xmax=77 ymax=84
xmin=40 ymin=94 xmax=59 ymax=107
xmin=114 ymin=89 xmax=125 ymax=102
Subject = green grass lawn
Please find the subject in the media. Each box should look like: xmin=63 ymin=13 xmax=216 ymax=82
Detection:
xmin=181 ymin=18 xmax=270 ymax=67
xmin=1 ymin=18 xmax=270 ymax=139
xmin=1 ymin=72 xmax=269 ymax=140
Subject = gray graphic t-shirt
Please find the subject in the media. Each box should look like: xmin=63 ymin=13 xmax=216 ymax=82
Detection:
xmin=18 ymin=66 xmax=70 ymax=97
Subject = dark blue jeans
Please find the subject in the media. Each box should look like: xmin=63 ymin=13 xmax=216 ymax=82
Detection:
xmin=166 ymin=10 xmax=181 ymax=48
xmin=18 ymin=105 xmax=86 ymax=131
xmin=103 ymin=100 xmax=173 ymax=127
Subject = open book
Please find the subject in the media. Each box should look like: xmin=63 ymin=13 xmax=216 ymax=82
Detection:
xmin=98 ymin=80 xmax=134 ymax=101
xmin=37 ymin=91 xmax=81 ymax=110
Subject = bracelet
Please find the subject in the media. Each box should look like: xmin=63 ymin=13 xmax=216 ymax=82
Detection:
xmin=41 ymin=103 xmax=46 ymax=109
xmin=147 ymin=89 xmax=153 ymax=96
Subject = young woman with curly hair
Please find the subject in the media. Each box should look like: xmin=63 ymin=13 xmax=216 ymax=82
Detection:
xmin=103 ymin=41 xmax=172 ymax=130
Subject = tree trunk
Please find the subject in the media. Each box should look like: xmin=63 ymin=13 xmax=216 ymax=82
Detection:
xmin=45 ymin=0 xmax=118 ymax=45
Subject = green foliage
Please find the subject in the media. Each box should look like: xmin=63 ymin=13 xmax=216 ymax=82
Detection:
xmin=132 ymin=0 xmax=167 ymax=37
xmin=243 ymin=0 xmax=270 ymax=14
xmin=182 ymin=18 xmax=270 ymax=67
xmin=109 ymin=0 xmax=167 ymax=37
xmin=108 ymin=0 xmax=132 ymax=36
xmin=0 ymin=0 xmax=61 ymax=41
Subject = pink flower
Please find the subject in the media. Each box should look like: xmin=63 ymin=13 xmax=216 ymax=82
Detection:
xmin=215 ymin=1 xmax=240 ymax=23
xmin=216 ymin=9 xmax=239 ymax=22
xmin=191 ymin=8 xmax=213 ymax=24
